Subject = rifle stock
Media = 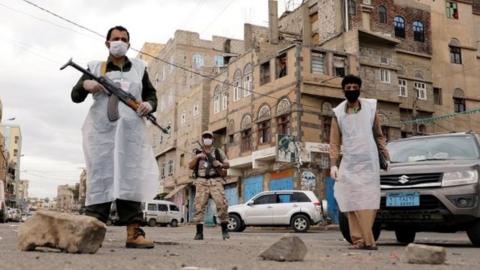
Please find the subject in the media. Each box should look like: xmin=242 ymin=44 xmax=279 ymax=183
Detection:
xmin=61 ymin=58 xmax=170 ymax=134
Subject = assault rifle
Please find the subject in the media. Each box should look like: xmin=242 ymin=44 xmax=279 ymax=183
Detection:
xmin=60 ymin=58 xmax=170 ymax=134
xmin=196 ymin=141 xmax=226 ymax=179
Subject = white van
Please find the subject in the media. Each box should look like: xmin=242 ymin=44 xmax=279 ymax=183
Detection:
xmin=142 ymin=200 xmax=183 ymax=227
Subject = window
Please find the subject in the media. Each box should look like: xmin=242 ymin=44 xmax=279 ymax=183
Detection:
xmin=450 ymin=46 xmax=462 ymax=64
xmin=229 ymin=134 xmax=234 ymax=144
xmin=453 ymin=88 xmax=466 ymax=112
xmin=15 ymin=136 xmax=20 ymax=144
xmin=168 ymin=160 xmax=174 ymax=176
xmin=322 ymin=117 xmax=332 ymax=143
xmin=181 ymin=111 xmax=186 ymax=125
xmin=222 ymin=91 xmax=228 ymax=110
xmin=147 ymin=203 xmax=157 ymax=211
xmin=213 ymin=86 xmax=221 ymax=114
xmin=193 ymin=104 xmax=199 ymax=116
xmin=254 ymin=194 xmax=277 ymax=205
xmin=446 ymin=2 xmax=459 ymax=19
xmin=413 ymin=21 xmax=425 ymax=42
xmin=214 ymin=55 xmax=224 ymax=67
xmin=158 ymin=204 xmax=168 ymax=212
xmin=169 ymin=205 xmax=179 ymax=212
xmin=394 ymin=16 xmax=405 ymax=38
xmin=348 ymin=0 xmax=356 ymax=15
xmin=258 ymin=120 xmax=271 ymax=144
xmin=276 ymin=54 xmax=287 ymax=78
xmin=243 ymin=64 xmax=253 ymax=97
xmin=399 ymin=79 xmax=408 ymax=97
xmin=241 ymin=128 xmax=252 ymax=152
xmin=278 ymin=194 xmax=292 ymax=203
xmin=414 ymin=82 xmax=427 ymax=100
xmin=433 ymin=88 xmax=442 ymax=105
xmin=333 ymin=55 xmax=346 ymax=77
xmin=292 ymin=192 xmax=311 ymax=202
xmin=311 ymin=51 xmax=325 ymax=74
xmin=277 ymin=115 xmax=291 ymax=135
xmin=13 ymin=149 xmax=18 ymax=157
xmin=192 ymin=53 xmax=204 ymax=69
xmin=380 ymin=69 xmax=391 ymax=83
xmin=260 ymin=61 xmax=271 ymax=85
xmin=378 ymin=6 xmax=387 ymax=24
xmin=180 ymin=154 xmax=185 ymax=167
xmin=233 ymin=69 xmax=242 ymax=101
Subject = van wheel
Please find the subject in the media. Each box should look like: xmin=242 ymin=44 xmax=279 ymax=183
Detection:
xmin=170 ymin=219 xmax=178 ymax=227
xmin=339 ymin=212 xmax=381 ymax=244
xmin=395 ymin=229 xmax=416 ymax=244
xmin=148 ymin=219 xmax=157 ymax=227
xmin=467 ymin=219 xmax=480 ymax=247
xmin=291 ymin=214 xmax=310 ymax=233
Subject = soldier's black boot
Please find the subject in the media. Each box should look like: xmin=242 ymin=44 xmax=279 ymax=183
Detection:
xmin=221 ymin=222 xmax=230 ymax=240
xmin=194 ymin=224 xmax=204 ymax=240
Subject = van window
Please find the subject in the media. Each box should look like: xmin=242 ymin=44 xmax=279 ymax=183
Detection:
xmin=169 ymin=205 xmax=179 ymax=211
xmin=158 ymin=204 xmax=168 ymax=212
xmin=147 ymin=203 xmax=157 ymax=211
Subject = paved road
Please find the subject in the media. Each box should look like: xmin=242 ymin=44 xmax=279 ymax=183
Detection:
xmin=0 ymin=223 xmax=478 ymax=270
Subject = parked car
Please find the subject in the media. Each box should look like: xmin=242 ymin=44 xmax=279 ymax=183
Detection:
xmin=142 ymin=200 xmax=183 ymax=227
xmin=227 ymin=190 xmax=323 ymax=233
xmin=339 ymin=132 xmax=480 ymax=246
xmin=7 ymin=208 xmax=22 ymax=222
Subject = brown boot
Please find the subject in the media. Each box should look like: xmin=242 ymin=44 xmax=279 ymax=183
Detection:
xmin=126 ymin=223 xmax=154 ymax=249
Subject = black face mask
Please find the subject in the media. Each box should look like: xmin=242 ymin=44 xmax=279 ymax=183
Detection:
xmin=345 ymin=90 xmax=360 ymax=103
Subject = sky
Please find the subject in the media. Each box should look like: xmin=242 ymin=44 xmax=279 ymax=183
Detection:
xmin=0 ymin=0 xmax=294 ymax=199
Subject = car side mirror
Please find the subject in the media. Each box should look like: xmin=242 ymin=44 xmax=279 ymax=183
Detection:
xmin=247 ymin=201 xmax=254 ymax=206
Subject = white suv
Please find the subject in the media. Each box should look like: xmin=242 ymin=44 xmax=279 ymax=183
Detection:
xmin=227 ymin=190 xmax=322 ymax=233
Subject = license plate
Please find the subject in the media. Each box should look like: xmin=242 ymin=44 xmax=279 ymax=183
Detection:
xmin=386 ymin=192 xmax=420 ymax=207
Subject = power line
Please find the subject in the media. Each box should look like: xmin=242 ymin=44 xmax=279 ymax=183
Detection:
xmin=200 ymin=0 xmax=236 ymax=34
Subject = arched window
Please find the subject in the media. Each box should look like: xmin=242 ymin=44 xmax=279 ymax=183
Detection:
xmin=258 ymin=104 xmax=271 ymax=121
xmin=378 ymin=6 xmax=387 ymax=24
xmin=243 ymin=63 xmax=253 ymax=97
xmin=394 ymin=16 xmax=405 ymax=38
xmin=240 ymin=115 xmax=252 ymax=152
xmin=413 ymin=21 xmax=424 ymax=42
xmin=276 ymin=98 xmax=291 ymax=135
xmin=192 ymin=53 xmax=204 ymax=69
xmin=453 ymin=88 xmax=466 ymax=113
xmin=213 ymin=85 xmax=221 ymax=114
xmin=233 ymin=69 xmax=242 ymax=102
xmin=449 ymin=38 xmax=462 ymax=64
xmin=257 ymin=105 xmax=272 ymax=145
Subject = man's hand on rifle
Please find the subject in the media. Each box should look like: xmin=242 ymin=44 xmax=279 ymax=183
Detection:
xmin=213 ymin=160 xmax=223 ymax=168
xmin=83 ymin=80 xmax=105 ymax=93
xmin=196 ymin=153 xmax=207 ymax=160
xmin=137 ymin=102 xmax=153 ymax=116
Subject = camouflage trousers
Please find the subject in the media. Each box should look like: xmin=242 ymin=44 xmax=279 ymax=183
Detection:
xmin=192 ymin=177 xmax=229 ymax=224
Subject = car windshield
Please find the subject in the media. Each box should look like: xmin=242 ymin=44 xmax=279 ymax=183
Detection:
xmin=388 ymin=135 xmax=479 ymax=163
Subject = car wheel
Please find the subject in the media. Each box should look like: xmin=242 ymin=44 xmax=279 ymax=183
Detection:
xmin=148 ymin=218 xmax=157 ymax=227
xmin=291 ymin=214 xmax=310 ymax=233
xmin=467 ymin=219 xmax=480 ymax=247
xmin=339 ymin=212 xmax=381 ymax=244
xmin=227 ymin=214 xmax=243 ymax=232
xmin=170 ymin=219 xmax=178 ymax=227
xmin=395 ymin=229 xmax=416 ymax=244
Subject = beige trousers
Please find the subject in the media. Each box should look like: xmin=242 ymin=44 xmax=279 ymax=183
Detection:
xmin=347 ymin=210 xmax=377 ymax=247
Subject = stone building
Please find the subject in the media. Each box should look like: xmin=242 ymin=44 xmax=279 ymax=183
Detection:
xmin=56 ymin=184 xmax=79 ymax=212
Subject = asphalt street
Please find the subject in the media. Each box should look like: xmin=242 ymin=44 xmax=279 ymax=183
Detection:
xmin=0 ymin=223 xmax=478 ymax=270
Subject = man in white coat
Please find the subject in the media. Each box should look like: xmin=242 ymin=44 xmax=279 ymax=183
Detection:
xmin=71 ymin=26 xmax=159 ymax=249
xmin=329 ymin=75 xmax=390 ymax=250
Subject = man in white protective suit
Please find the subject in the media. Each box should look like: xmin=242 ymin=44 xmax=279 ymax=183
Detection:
xmin=329 ymin=75 xmax=390 ymax=250
xmin=71 ymin=26 xmax=159 ymax=249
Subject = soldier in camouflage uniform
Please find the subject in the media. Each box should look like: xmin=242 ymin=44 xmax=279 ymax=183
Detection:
xmin=188 ymin=131 xmax=230 ymax=240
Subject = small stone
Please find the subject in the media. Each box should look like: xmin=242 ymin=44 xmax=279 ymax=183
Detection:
xmin=110 ymin=249 xmax=115 ymax=252
xmin=17 ymin=211 xmax=106 ymax=254
xmin=402 ymin=243 xmax=446 ymax=265
xmin=258 ymin=235 xmax=307 ymax=262
xmin=35 ymin=256 xmax=39 ymax=260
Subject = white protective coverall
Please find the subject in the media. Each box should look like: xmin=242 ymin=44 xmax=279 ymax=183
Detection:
xmin=82 ymin=59 xmax=159 ymax=206
xmin=332 ymin=98 xmax=380 ymax=212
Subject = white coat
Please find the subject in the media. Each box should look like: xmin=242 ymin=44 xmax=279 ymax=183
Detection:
xmin=332 ymin=98 xmax=380 ymax=212
xmin=82 ymin=59 xmax=159 ymax=206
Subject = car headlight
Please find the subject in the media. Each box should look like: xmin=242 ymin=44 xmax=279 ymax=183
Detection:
xmin=442 ymin=170 xmax=478 ymax=187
